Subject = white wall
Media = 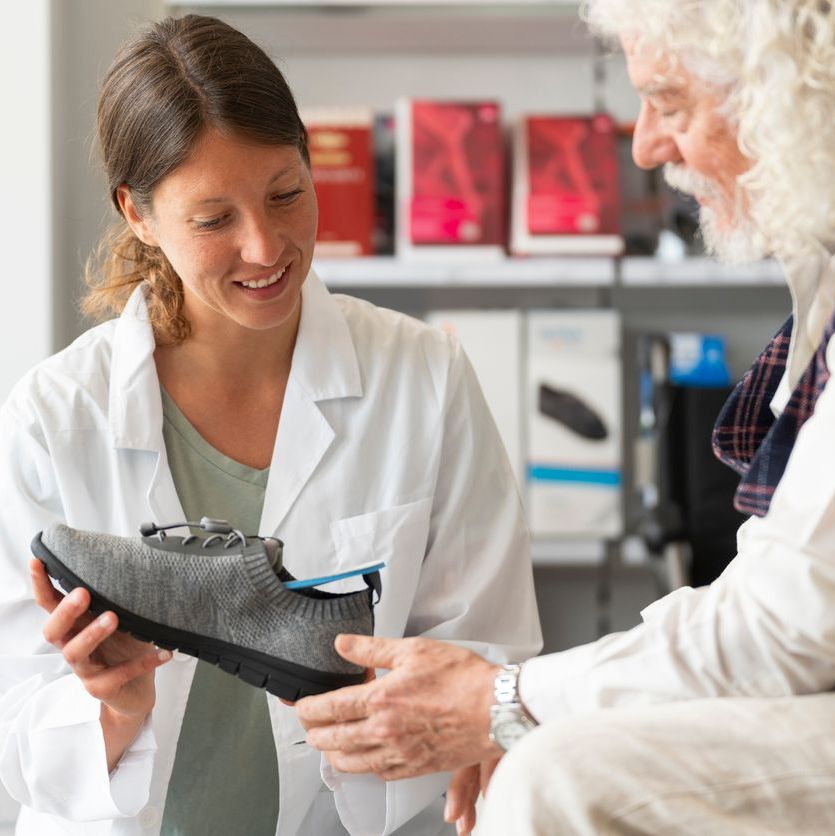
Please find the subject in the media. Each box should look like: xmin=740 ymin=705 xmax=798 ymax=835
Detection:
xmin=0 ymin=1 xmax=50 ymax=823
xmin=0 ymin=1 xmax=52 ymax=402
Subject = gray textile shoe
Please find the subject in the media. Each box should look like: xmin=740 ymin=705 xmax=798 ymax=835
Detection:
xmin=31 ymin=519 xmax=382 ymax=700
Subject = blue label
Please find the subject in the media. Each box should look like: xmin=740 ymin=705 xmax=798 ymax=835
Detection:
xmin=527 ymin=465 xmax=621 ymax=487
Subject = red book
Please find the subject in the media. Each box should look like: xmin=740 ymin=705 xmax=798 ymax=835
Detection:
xmin=511 ymin=114 xmax=623 ymax=255
xmin=304 ymin=109 xmax=375 ymax=257
xmin=397 ymin=99 xmax=505 ymax=256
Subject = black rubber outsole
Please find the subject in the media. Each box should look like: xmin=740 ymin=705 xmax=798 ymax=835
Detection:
xmin=31 ymin=533 xmax=366 ymax=701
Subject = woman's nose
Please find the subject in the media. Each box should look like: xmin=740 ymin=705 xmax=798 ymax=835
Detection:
xmin=239 ymin=213 xmax=283 ymax=267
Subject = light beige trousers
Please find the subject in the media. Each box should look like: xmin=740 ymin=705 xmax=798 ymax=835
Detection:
xmin=478 ymin=694 xmax=835 ymax=835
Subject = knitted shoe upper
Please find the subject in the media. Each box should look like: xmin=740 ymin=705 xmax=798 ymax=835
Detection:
xmin=41 ymin=523 xmax=372 ymax=675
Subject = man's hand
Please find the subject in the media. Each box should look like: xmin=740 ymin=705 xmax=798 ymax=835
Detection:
xmin=296 ymin=634 xmax=503 ymax=781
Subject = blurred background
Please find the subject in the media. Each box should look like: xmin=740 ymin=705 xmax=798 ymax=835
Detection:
xmin=1 ymin=2 xmax=790 ymax=830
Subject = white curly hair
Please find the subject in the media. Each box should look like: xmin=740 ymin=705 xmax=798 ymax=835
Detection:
xmin=581 ymin=0 xmax=835 ymax=264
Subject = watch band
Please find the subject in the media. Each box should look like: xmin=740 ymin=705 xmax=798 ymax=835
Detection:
xmin=494 ymin=663 xmax=523 ymax=705
xmin=489 ymin=663 xmax=537 ymax=751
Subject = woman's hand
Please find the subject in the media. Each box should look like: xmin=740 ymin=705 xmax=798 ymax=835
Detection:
xmin=30 ymin=558 xmax=171 ymax=768
xmin=444 ymin=758 xmax=502 ymax=834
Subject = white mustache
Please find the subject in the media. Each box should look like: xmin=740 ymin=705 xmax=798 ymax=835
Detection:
xmin=663 ymin=163 xmax=722 ymax=202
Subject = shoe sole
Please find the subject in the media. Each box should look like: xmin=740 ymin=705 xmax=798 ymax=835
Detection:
xmin=32 ymin=533 xmax=367 ymax=700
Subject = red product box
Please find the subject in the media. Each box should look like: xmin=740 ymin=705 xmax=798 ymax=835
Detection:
xmin=511 ymin=113 xmax=623 ymax=256
xmin=403 ymin=100 xmax=505 ymax=248
xmin=304 ymin=109 xmax=375 ymax=257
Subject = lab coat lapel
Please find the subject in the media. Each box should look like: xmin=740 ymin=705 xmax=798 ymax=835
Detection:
xmin=107 ymin=284 xmax=186 ymax=525
xmin=259 ymin=272 xmax=362 ymax=536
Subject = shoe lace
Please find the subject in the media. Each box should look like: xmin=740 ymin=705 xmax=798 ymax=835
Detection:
xmin=140 ymin=518 xmax=248 ymax=549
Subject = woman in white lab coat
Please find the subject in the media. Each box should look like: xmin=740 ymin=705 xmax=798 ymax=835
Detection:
xmin=0 ymin=14 xmax=541 ymax=836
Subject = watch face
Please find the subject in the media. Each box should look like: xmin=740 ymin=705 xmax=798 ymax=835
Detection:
xmin=493 ymin=717 xmax=530 ymax=751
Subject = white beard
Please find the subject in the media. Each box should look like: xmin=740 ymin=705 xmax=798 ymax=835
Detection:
xmin=663 ymin=163 xmax=767 ymax=264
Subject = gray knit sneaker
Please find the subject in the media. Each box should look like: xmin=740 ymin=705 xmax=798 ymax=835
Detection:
xmin=31 ymin=519 xmax=382 ymax=700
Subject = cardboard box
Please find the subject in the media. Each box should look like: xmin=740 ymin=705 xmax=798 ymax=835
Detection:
xmin=527 ymin=310 xmax=623 ymax=537
xmin=396 ymin=99 xmax=506 ymax=261
xmin=511 ymin=114 xmax=624 ymax=256
xmin=426 ymin=310 xmax=523 ymax=487
xmin=304 ymin=108 xmax=375 ymax=257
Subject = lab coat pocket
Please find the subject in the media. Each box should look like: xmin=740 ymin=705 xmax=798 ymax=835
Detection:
xmin=329 ymin=497 xmax=433 ymax=637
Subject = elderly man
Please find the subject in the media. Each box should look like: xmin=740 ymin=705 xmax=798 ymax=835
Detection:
xmin=298 ymin=0 xmax=835 ymax=832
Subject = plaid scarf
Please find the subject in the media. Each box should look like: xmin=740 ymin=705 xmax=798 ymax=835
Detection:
xmin=712 ymin=313 xmax=835 ymax=516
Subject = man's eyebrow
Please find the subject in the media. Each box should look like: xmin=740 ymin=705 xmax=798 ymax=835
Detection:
xmin=191 ymin=164 xmax=300 ymax=206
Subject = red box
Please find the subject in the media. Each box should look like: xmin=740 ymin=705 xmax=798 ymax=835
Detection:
xmin=405 ymin=100 xmax=505 ymax=247
xmin=305 ymin=109 xmax=375 ymax=257
xmin=511 ymin=114 xmax=623 ymax=256
xmin=527 ymin=114 xmax=620 ymax=235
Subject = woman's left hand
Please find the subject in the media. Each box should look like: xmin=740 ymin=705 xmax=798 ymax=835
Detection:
xmin=444 ymin=757 xmax=502 ymax=834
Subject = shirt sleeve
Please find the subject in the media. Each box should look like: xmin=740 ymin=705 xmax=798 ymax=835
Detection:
xmin=0 ymin=400 xmax=156 ymax=821
xmin=521 ymin=369 xmax=835 ymax=723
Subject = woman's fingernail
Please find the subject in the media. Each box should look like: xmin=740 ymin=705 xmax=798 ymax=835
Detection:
xmin=157 ymin=649 xmax=172 ymax=662
xmin=69 ymin=588 xmax=85 ymax=605
xmin=443 ymin=800 xmax=452 ymax=822
xmin=456 ymin=819 xmax=466 ymax=835
xmin=98 ymin=612 xmax=113 ymax=628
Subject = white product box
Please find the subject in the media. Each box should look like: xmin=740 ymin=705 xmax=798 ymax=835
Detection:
xmin=527 ymin=310 xmax=623 ymax=538
xmin=426 ymin=310 xmax=523 ymax=487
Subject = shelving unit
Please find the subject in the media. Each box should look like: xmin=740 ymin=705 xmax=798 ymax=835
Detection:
xmin=314 ymin=255 xmax=616 ymax=287
xmin=169 ymin=4 xmax=791 ymax=568
xmin=314 ymin=255 xmax=786 ymax=289
xmin=621 ymin=256 xmax=784 ymax=286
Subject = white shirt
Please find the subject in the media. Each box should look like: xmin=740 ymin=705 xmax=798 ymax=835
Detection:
xmin=521 ymin=252 xmax=835 ymax=723
xmin=0 ymin=273 xmax=542 ymax=835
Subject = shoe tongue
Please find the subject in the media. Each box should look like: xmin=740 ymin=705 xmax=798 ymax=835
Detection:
xmin=263 ymin=538 xmax=283 ymax=575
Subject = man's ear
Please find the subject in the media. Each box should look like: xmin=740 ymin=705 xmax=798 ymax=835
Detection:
xmin=116 ymin=185 xmax=159 ymax=247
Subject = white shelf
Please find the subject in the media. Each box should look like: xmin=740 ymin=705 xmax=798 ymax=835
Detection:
xmin=621 ymin=256 xmax=785 ymax=286
xmin=181 ymin=1 xmax=577 ymax=7
xmin=314 ymin=256 xmax=792 ymax=288
xmin=314 ymin=256 xmax=616 ymax=287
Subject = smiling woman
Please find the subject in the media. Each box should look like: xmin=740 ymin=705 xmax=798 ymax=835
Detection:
xmin=0 ymin=13 xmax=541 ymax=836
xmin=83 ymin=15 xmax=312 ymax=346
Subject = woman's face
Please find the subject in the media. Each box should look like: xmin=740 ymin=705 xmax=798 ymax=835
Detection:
xmin=120 ymin=127 xmax=318 ymax=336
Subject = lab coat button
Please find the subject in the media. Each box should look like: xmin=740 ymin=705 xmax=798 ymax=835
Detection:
xmin=139 ymin=806 xmax=160 ymax=828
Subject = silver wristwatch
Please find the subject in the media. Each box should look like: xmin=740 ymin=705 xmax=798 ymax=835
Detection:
xmin=489 ymin=663 xmax=537 ymax=751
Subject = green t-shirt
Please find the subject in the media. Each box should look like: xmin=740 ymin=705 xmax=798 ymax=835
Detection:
xmin=159 ymin=388 xmax=279 ymax=836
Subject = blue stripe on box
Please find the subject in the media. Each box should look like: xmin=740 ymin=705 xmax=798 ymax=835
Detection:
xmin=527 ymin=465 xmax=621 ymax=487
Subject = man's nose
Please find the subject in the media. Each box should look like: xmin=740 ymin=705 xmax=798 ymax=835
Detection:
xmin=632 ymin=103 xmax=681 ymax=170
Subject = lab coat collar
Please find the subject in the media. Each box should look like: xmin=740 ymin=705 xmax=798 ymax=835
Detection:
xmin=778 ymin=246 xmax=835 ymax=394
xmin=290 ymin=270 xmax=363 ymax=402
xmin=108 ymin=270 xmax=362 ymax=452
xmin=109 ymin=284 xmax=164 ymax=452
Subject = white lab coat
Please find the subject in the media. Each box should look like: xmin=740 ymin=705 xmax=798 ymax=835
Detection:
xmin=0 ymin=272 xmax=542 ymax=835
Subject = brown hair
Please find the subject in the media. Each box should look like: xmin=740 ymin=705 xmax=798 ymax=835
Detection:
xmin=83 ymin=15 xmax=310 ymax=344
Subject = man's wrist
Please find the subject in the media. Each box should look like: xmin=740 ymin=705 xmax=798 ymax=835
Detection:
xmin=488 ymin=663 xmax=538 ymax=752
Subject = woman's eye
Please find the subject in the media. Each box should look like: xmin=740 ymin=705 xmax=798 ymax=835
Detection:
xmin=271 ymin=189 xmax=303 ymax=203
xmin=194 ymin=214 xmax=229 ymax=231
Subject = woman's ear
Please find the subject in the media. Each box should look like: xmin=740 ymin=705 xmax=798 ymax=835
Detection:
xmin=116 ymin=185 xmax=159 ymax=247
